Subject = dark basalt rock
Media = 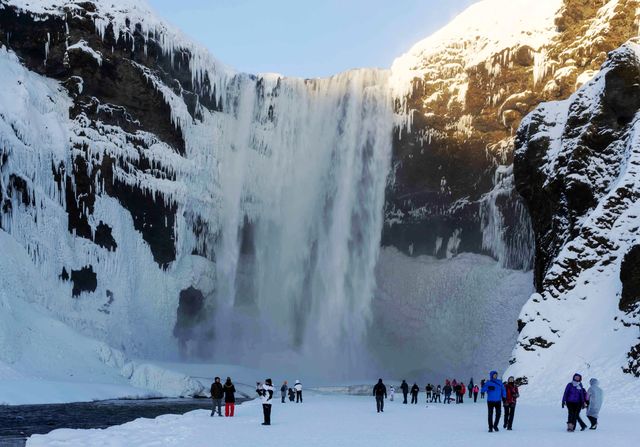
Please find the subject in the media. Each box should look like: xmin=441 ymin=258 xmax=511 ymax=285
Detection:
xmin=70 ymin=265 xmax=97 ymax=297
xmin=173 ymin=287 xmax=206 ymax=352
xmin=521 ymin=336 xmax=554 ymax=351
xmin=94 ymin=221 xmax=117 ymax=252
xmin=514 ymin=45 xmax=640 ymax=292
xmin=620 ymin=245 xmax=640 ymax=313
xmin=59 ymin=267 xmax=69 ymax=281
xmin=623 ymin=342 xmax=640 ymax=377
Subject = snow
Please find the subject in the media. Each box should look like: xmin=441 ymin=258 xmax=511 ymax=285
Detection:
xmin=390 ymin=0 xmax=563 ymax=99
xmin=509 ymin=42 xmax=640 ymax=411
xmin=66 ymin=39 xmax=102 ymax=65
xmin=26 ymin=393 xmax=639 ymax=446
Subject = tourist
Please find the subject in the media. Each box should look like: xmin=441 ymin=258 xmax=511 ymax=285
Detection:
xmin=426 ymin=383 xmax=433 ymax=402
xmin=373 ymin=378 xmax=387 ymax=413
xmin=288 ymin=387 xmax=295 ymax=402
xmin=210 ymin=376 xmax=224 ymax=417
xmin=389 ymin=384 xmax=395 ymax=401
xmin=586 ymin=378 xmax=603 ymax=430
xmin=280 ymin=380 xmax=288 ymax=403
xmin=459 ymin=382 xmax=465 ymax=403
xmin=257 ymin=379 xmax=274 ymax=425
xmin=223 ymin=377 xmax=236 ymax=417
xmin=443 ymin=380 xmax=452 ymax=404
xmin=468 ymin=378 xmax=474 ymax=399
xmin=503 ymin=376 xmax=519 ymax=430
xmin=480 ymin=379 xmax=486 ymax=399
xmin=435 ymin=384 xmax=442 ymax=403
xmin=562 ymin=373 xmax=588 ymax=432
xmin=401 ymin=380 xmax=409 ymax=404
xmin=481 ymin=370 xmax=506 ymax=432
xmin=473 ymin=384 xmax=479 ymax=403
xmin=294 ymin=380 xmax=303 ymax=403
xmin=410 ymin=383 xmax=419 ymax=404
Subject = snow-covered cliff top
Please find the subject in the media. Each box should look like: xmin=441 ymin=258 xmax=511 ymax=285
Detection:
xmin=389 ymin=0 xmax=563 ymax=96
xmin=1 ymin=0 xmax=234 ymax=85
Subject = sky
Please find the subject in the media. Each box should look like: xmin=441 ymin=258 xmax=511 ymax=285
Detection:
xmin=148 ymin=0 xmax=478 ymax=78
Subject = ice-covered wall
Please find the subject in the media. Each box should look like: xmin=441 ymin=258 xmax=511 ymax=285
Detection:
xmin=0 ymin=0 xmax=394 ymax=379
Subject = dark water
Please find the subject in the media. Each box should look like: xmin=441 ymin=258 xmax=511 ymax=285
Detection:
xmin=0 ymin=398 xmax=246 ymax=446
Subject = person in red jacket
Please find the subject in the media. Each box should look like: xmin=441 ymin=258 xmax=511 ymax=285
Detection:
xmin=503 ymin=376 xmax=519 ymax=430
xmin=459 ymin=383 xmax=466 ymax=403
xmin=473 ymin=384 xmax=480 ymax=403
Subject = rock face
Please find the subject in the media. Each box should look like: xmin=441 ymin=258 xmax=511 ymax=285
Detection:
xmin=509 ymin=42 xmax=640 ymax=393
xmin=385 ymin=0 xmax=640 ymax=270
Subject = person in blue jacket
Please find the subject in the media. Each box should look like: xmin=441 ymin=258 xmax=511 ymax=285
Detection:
xmin=481 ymin=370 xmax=506 ymax=432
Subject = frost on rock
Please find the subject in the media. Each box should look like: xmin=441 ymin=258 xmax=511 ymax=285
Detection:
xmin=383 ymin=0 xmax=640 ymax=272
xmin=509 ymin=41 xmax=640 ymax=404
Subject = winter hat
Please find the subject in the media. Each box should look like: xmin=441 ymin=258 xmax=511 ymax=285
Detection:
xmin=590 ymin=378 xmax=598 ymax=385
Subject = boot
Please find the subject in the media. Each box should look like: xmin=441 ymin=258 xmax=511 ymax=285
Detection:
xmin=567 ymin=423 xmax=575 ymax=432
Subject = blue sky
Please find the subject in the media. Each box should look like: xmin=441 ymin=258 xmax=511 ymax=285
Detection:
xmin=148 ymin=0 xmax=477 ymax=78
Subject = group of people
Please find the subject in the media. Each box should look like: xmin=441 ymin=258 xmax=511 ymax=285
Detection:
xmin=209 ymin=376 xmax=237 ymax=418
xmin=372 ymin=371 xmax=604 ymax=433
xmin=384 ymin=378 xmax=483 ymax=406
xmin=210 ymin=377 xmax=304 ymax=426
xmin=279 ymin=380 xmax=303 ymax=403
xmin=562 ymin=373 xmax=603 ymax=432
xmin=211 ymin=370 xmax=605 ymax=431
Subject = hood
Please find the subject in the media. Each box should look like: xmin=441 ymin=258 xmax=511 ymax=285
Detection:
xmin=590 ymin=378 xmax=599 ymax=386
xmin=377 ymin=379 xmax=383 ymax=384
xmin=295 ymin=380 xmax=300 ymax=384
xmin=489 ymin=370 xmax=498 ymax=380
xmin=573 ymin=373 xmax=582 ymax=382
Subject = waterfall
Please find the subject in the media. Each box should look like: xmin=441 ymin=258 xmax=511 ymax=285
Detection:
xmin=207 ymin=69 xmax=394 ymax=375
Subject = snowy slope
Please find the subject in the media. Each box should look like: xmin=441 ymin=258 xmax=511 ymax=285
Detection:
xmin=390 ymin=0 xmax=562 ymax=98
xmin=508 ymin=41 xmax=640 ymax=406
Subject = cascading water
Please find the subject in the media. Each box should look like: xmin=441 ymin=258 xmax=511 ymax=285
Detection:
xmin=206 ymin=69 xmax=394 ymax=376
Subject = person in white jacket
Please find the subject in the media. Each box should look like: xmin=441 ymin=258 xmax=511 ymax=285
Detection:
xmin=586 ymin=378 xmax=604 ymax=430
xmin=389 ymin=385 xmax=395 ymax=401
xmin=294 ymin=380 xmax=303 ymax=403
xmin=257 ymin=378 xmax=274 ymax=425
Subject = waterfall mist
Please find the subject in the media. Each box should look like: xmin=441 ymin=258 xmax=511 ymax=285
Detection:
xmin=200 ymin=69 xmax=394 ymax=378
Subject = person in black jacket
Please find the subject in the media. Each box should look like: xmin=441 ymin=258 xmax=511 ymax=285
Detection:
xmin=468 ymin=378 xmax=474 ymax=399
xmin=410 ymin=383 xmax=420 ymax=404
xmin=288 ymin=387 xmax=295 ymax=402
xmin=223 ymin=377 xmax=236 ymax=417
xmin=401 ymin=380 xmax=409 ymax=404
xmin=280 ymin=380 xmax=288 ymax=403
xmin=210 ymin=376 xmax=224 ymax=417
xmin=373 ymin=378 xmax=387 ymax=413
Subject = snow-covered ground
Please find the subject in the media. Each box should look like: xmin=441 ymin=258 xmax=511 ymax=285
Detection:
xmin=26 ymin=392 xmax=638 ymax=447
